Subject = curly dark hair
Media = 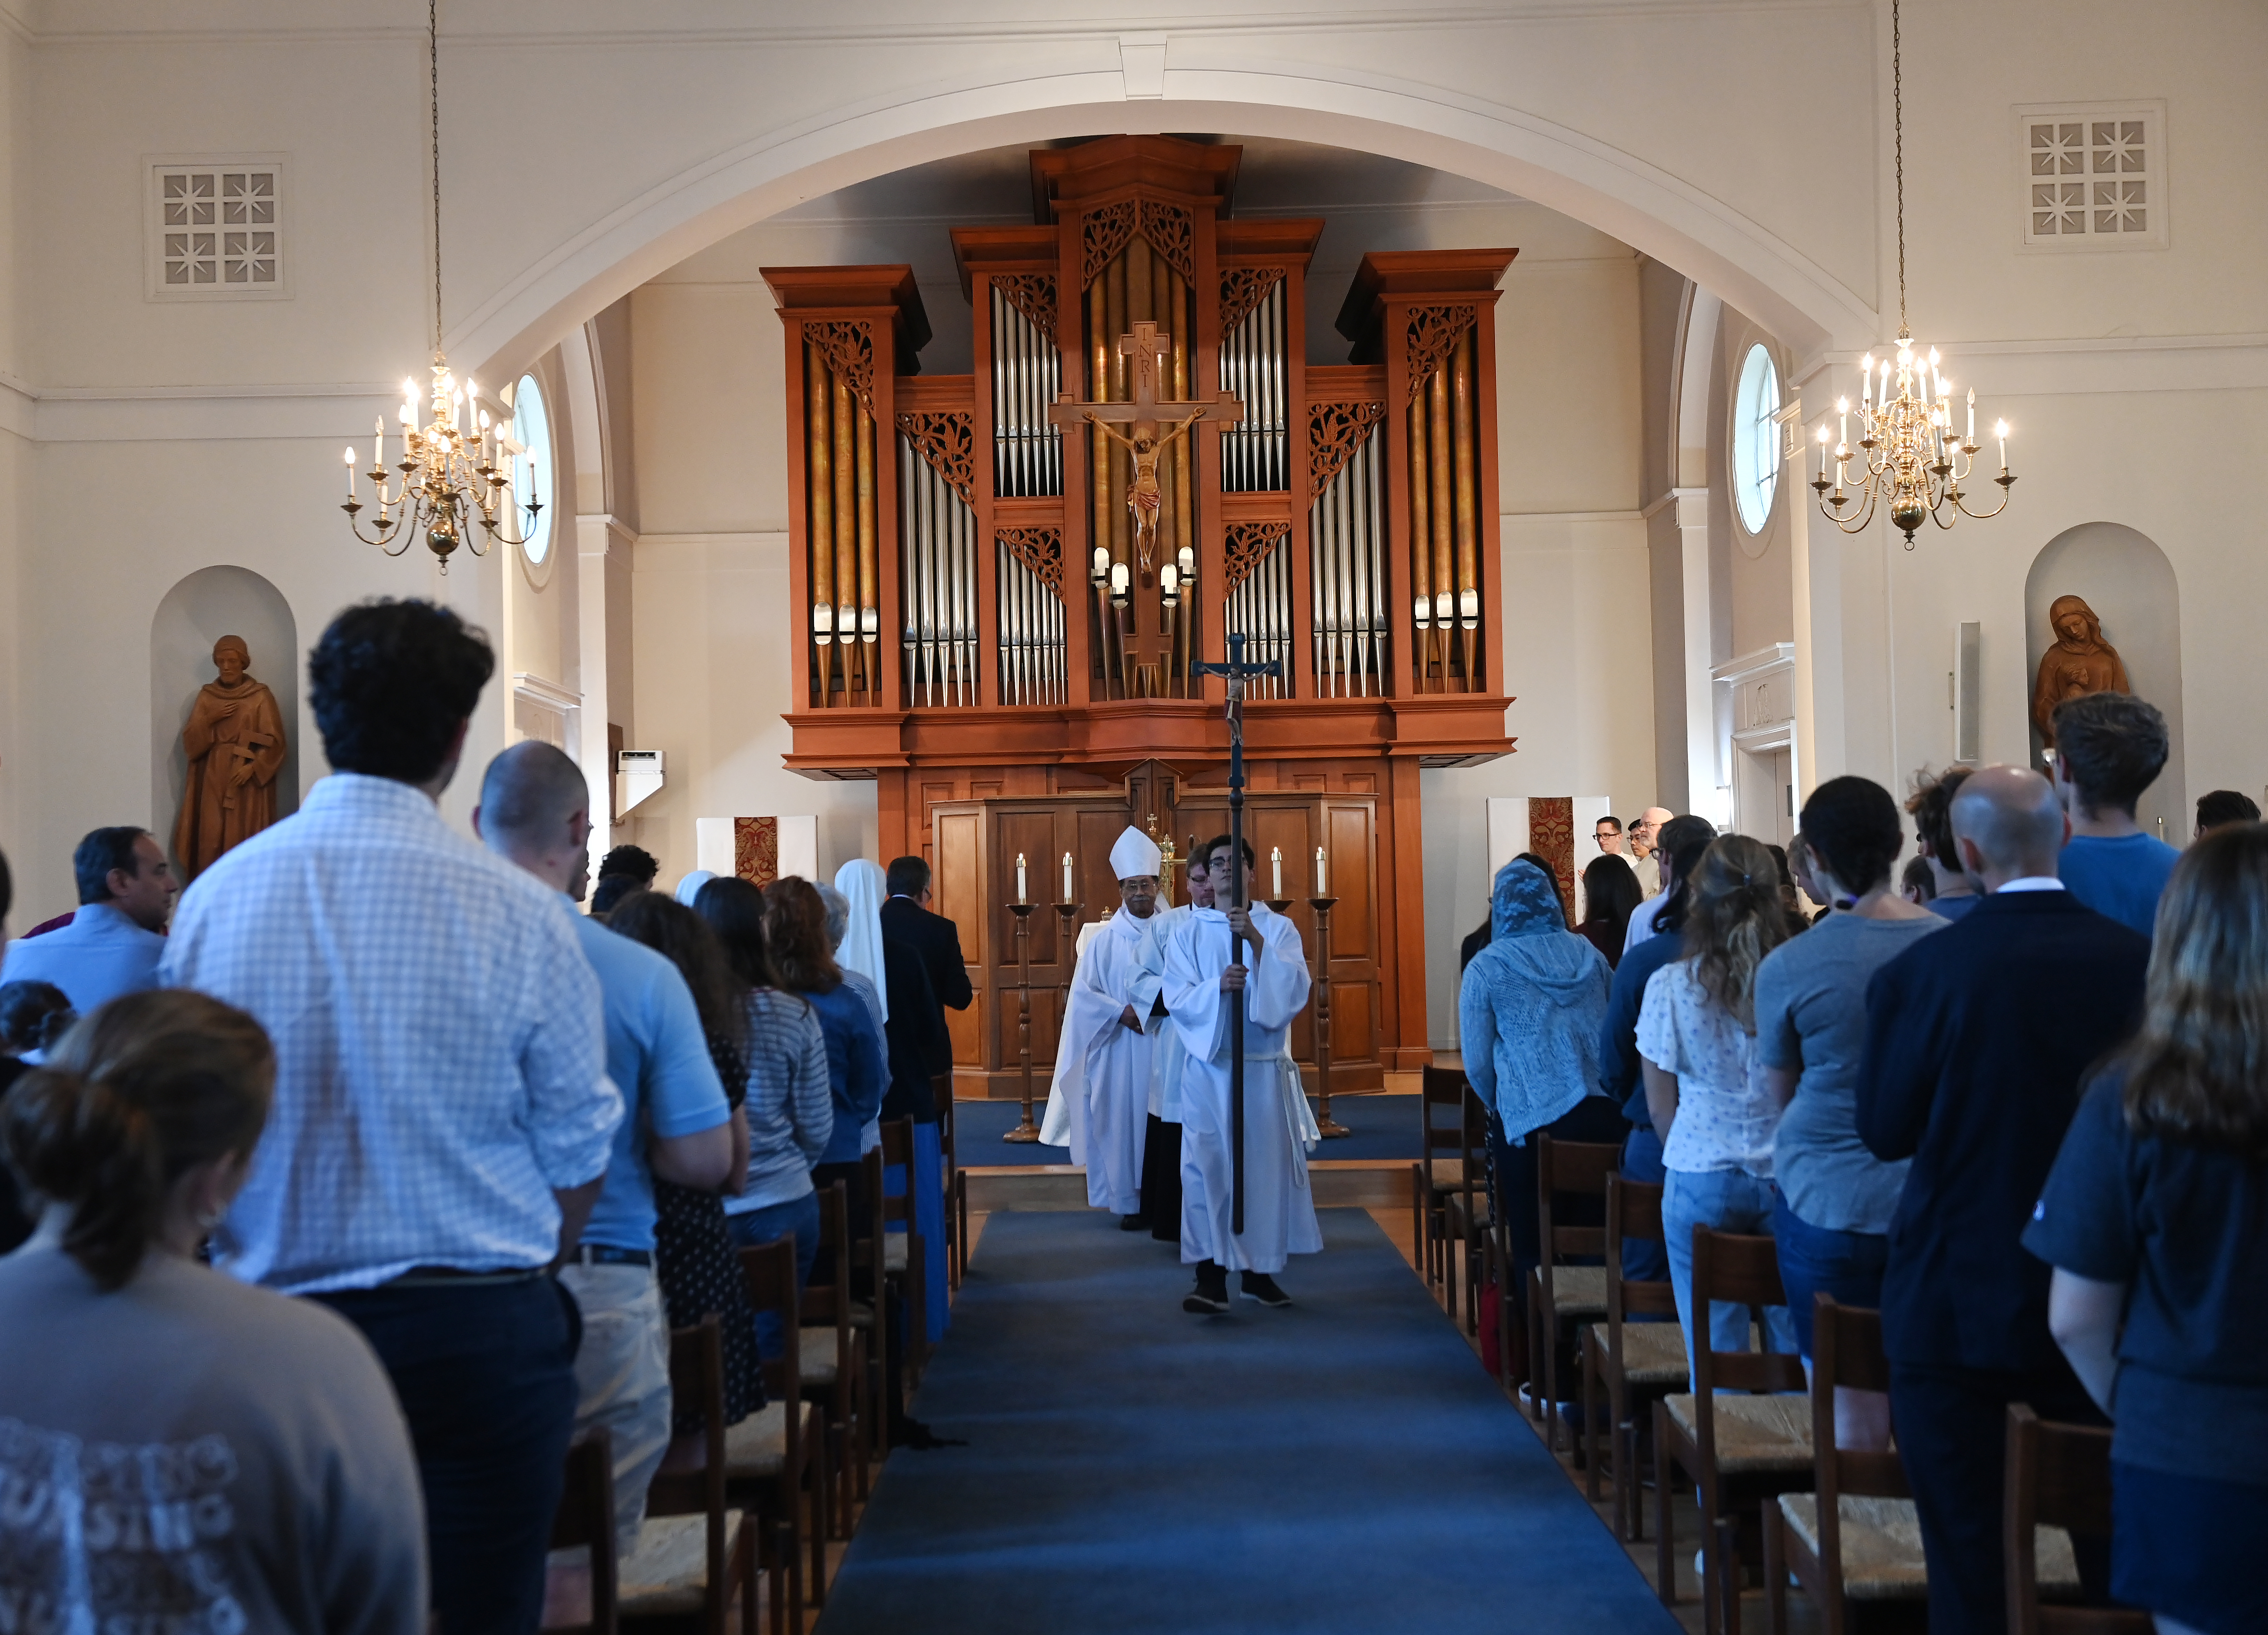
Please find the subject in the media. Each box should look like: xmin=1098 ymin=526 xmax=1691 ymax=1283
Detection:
xmin=2053 ymin=691 xmax=2169 ymax=819
xmin=597 ymin=845 xmax=659 ymax=885
xmin=308 ymin=599 xmax=494 ymax=783
xmin=1906 ymin=766 xmax=1973 ymax=869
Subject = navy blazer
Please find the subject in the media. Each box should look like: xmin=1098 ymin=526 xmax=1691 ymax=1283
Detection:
xmin=1856 ymin=890 xmax=2149 ymax=1372
xmin=879 ymin=895 xmax=975 ymax=1013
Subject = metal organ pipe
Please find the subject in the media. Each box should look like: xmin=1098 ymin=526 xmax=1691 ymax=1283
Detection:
xmin=990 ymin=284 xmax=1062 ymax=500
xmin=1309 ymin=425 xmax=1385 ymax=698
xmin=1220 ymin=280 xmax=1288 ymax=492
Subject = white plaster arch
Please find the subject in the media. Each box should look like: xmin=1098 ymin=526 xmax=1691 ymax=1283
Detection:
xmin=455 ymin=69 xmax=1880 ymax=387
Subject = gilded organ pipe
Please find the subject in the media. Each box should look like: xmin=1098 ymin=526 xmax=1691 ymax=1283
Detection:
xmin=1450 ymin=326 xmax=1479 ymax=692
xmin=831 ymin=370 xmax=858 ymax=697
xmin=856 ymin=397 xmax=877 ymax=698
xmin=1427 ymin=365 xmax=1454 ymax=695
xmin=807 ymin=341 xmax=835 ymax=704
xmin=1407 ymin=395 xmax=1432 ymax=692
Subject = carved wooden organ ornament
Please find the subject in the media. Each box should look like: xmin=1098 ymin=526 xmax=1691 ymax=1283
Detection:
xmin=764 ymin=137 xmax=1519 ymax=1081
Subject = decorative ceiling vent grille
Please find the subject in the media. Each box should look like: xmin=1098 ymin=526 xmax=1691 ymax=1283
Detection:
xmin=2015 ymin=103 xmax=2166 ymax=251
xmin=145 ymin=155 xmax=289 ymax=300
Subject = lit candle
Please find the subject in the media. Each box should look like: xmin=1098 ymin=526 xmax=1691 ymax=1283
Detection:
xmin=1315 ymin=845 xmax=1327 ymax=894
xmin=1062 ymin=852 xmax=1074 ymax=902
xmin=1817 ymin=425 xmax=1830 ymax=482
xmin=1966 ymin=387 xmax=1976 ymax=445
xmin=344 ymin=446 xmax=356 ymax=496
xmin=1996 ymin=419 xmax=2009 ymax=469
xmin=1860 ymin=355 xmax=1873 ymax=409
xmin=1016 ymin=853 xmax=1027 ymax=902
xmin=375 ymin=416 xmax=385 ymax=469
xmin=1271 ymin=846 xmax=1283 ymax=898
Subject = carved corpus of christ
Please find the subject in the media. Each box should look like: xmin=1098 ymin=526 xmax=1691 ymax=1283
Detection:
xmin=1050 ymin=320 xmax=1243 ymax=573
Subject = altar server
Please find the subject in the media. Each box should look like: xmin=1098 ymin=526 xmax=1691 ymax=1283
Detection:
xmin=1041 ymin=827 xmax=1165 ymax=1225
xmin=1165 ymin=836 xmax=1320 ymax=1313
xmin=1135 ymin=844 xmax=1214 ymax=1244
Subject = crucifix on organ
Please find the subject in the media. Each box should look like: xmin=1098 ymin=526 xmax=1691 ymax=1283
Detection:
xmin=766 ymin=134 xmax=1518 ymax=1100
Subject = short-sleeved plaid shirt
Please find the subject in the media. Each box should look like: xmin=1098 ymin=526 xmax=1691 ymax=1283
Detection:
xmin=160 ymin=772 xmax=622 ymax=1294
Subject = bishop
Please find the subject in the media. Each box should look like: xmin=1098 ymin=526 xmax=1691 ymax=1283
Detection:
xmin=1041 ymin=826 xmax=1166 ymax=1225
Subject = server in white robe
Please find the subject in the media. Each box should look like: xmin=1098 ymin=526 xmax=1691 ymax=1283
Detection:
xmin=1165 ymin=836 xmax=1321 ymax=1311
xmin=1134 ymin=848 xmax=1214 ymax=1243
xmin=1039 ymin=827 xmax=1163 ymax=1222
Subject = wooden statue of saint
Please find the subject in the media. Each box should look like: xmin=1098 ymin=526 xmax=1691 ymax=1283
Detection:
xmin=2030 ymin=594 xmax=2132 ymax=750
xmin=173 ymin=634 xmax=287 ymax=880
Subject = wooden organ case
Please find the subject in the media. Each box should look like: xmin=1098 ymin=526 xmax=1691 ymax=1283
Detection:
xmin=768 ymin=136 xmax=1517 ymax=1093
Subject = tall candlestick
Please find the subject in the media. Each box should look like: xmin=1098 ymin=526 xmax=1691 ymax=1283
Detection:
xmin=1270 ymin=846 xmax=1283 ymax=898
xmin=1062 ymin=851 xmax=1073 ymax=902
xmin=1315 ymin=846 xmax=1327 ymax=894
xmin=1015 ymin=853 xmax=1027 ymax=902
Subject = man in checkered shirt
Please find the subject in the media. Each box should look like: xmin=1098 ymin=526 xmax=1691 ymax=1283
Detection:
xmin=161 ymin=597 xmax=622 ymax=1635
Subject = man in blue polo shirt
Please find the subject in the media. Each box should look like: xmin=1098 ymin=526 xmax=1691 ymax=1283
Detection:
xmin=2050 ymin=691 xmax=2181 ymax=938
xmin=476 ymin=742 xmax=731 ymax=1557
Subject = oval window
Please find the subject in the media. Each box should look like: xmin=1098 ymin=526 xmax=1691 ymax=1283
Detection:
xmin=1731 ymin=343 xmax=1781 ymax=536
xmin=511 ymin=373 xmax=553 ymax=565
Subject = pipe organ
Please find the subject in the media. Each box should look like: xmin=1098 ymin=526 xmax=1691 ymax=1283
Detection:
xmin=767 ymin=137 xmax=1517 ymax=1090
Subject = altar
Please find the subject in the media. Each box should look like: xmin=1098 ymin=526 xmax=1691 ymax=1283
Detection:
xmin=765 ymin=134 xmax=1521 ymax=1095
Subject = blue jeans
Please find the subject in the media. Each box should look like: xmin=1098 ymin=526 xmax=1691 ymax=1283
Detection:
xmin=1620 ymin=1126 xmax=1671 ymax=1286
xmin=1661 ymin=1166 xmax=1796 ymax=1387
xmin=727 ymin=1190 xmax=821 ymax=1359
xmin=1770 ymin=1189 xmax=1889 ymax=1360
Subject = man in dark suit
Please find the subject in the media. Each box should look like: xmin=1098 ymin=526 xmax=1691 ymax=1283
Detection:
xmin=1857 ymin=765 xmax=2149 ymax=1635
xmin=880 ymin=855 xmax=974 ymax=1013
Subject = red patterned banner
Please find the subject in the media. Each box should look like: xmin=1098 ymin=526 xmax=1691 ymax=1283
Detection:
xmin=735 ymin=816 xmax=779 ymax=888
xmin=1528 ymin=797 xmax=1576 ymax=921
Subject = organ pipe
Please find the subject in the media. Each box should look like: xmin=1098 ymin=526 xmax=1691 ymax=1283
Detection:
xmin=990 ymin=284 xmax=1062 ymax=498
xmin=996 ymin=541 xmax=1066 ymax=706
xmin=1220 ymin=279 xmax=1288 ymax=492
xmin=899 ymin=433 xmax=978 ymax=708
xmin=1450 ymin=326 xmax=1479 ymax=691
xmin=1312 ymin=427 xmax=1386 ymax=698
xmin=807 ymin=342 xmax=835 ymax=704
xmin=1223 ymin=535 xmax=1291 ymax=700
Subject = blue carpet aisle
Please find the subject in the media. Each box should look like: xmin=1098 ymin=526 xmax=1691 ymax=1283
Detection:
xmin=953 ymin=1091 xmax=1421 ymax=1163
xmin=818 ymin=1208 xmax=1679 ymax=1634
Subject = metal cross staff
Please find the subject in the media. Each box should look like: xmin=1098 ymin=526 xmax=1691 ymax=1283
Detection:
xmin=1192 ymin=632 xmax=1282 ymax=1234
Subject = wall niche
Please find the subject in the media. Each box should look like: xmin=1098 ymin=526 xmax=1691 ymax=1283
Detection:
xmin=150 ymin=565 xmax=301 ymax=877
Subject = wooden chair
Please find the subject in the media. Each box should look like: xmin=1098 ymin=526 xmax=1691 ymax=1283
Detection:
xmin=1652 ymin=1226 xmax=1811 ymax=1635
xmin=800 ymin=1180 xmax=868 ymax=1533
xmin=541 ymin=1428 xmax=619 ymax=1635
xmin=934 ymin=1071 xmax=968 ymax=1285
xmin=873 ymin=1119 xmax=930 ymax=1388
xmin=1409 ymin=1065 xmax=1475 ymax=1298
xmin=2005 ymin=1405 xmax=2143 ymax=1635
xmin=1761 ymin=1297 xmax=1922 ymax=1635
xmin=626 ymin=1318 xmax=759 ymax=1635
xmin=1579 ymin=1174 xmax=1686 ymax=1542
xmin=727 ymin=1240 xmax=827 ymax=1629
xmin=1439 ymin=1082 xmax=1495 ymax=1334
xmin=1526 ymin=1134 xmax=1621 ymax=1451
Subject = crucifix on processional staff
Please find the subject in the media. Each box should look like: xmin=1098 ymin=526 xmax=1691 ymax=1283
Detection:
xmin=1050 ymin=321 xmax=1242 ymax=696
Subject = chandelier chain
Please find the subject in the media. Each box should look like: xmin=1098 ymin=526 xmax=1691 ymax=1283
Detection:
xmin=1892 ymin=0 xmax=1906 ymax=333
xmin=428 ymin=0 xmax=442 ymax=354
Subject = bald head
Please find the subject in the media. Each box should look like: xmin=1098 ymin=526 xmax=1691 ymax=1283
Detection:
xmin=1949 ymin=765 xmax=2069 ymax=890
xmin=476 ymin=741 xmax=594 ymax=899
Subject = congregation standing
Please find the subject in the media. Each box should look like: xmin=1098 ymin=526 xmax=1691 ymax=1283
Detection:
xmin=1457 ymin=682 xmax=2268 ymax=1635
xmin=0 ymin=598 xmax=967 ymax=1635
xmin=1 ymin=590 xmax=2265 ymax=1633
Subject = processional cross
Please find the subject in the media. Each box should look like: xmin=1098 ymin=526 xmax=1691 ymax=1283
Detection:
xmin=1191 ymin=632 xmax=1282 ymax=1235
xmin=1049 ymin=321 xmax=1243 ymax=573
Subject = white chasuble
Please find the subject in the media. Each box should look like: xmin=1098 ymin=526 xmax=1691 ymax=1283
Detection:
xmin=1039 ymin=906 xmax=1157 ymax=1213
xmin=1163 ymin=902 xmax=1324 ymax=1274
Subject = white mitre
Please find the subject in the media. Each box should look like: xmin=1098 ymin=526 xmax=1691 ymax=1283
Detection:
xmin=1108 ymin=824 xmax=1163 ymax=882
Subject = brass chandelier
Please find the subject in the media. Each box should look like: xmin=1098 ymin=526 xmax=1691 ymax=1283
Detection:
xmin=341 ymin=0 xmax=539 ymax=571
xmin=1812 ymin=0 xmax=2014 ymax=548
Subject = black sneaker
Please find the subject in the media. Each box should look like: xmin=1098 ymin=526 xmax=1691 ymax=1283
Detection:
xmin=1240 ymin=1272 xmax=1293 ymax=1308
xmin=1183 ymin=1264 xmax=1230 ymax=1314
xmin=1119 ymin=1213 xmax=1149 ymax=1232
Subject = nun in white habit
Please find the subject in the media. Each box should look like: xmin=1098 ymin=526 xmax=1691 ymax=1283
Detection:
xmin=1040 ymin=826 xmax=1165 ymax=1222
